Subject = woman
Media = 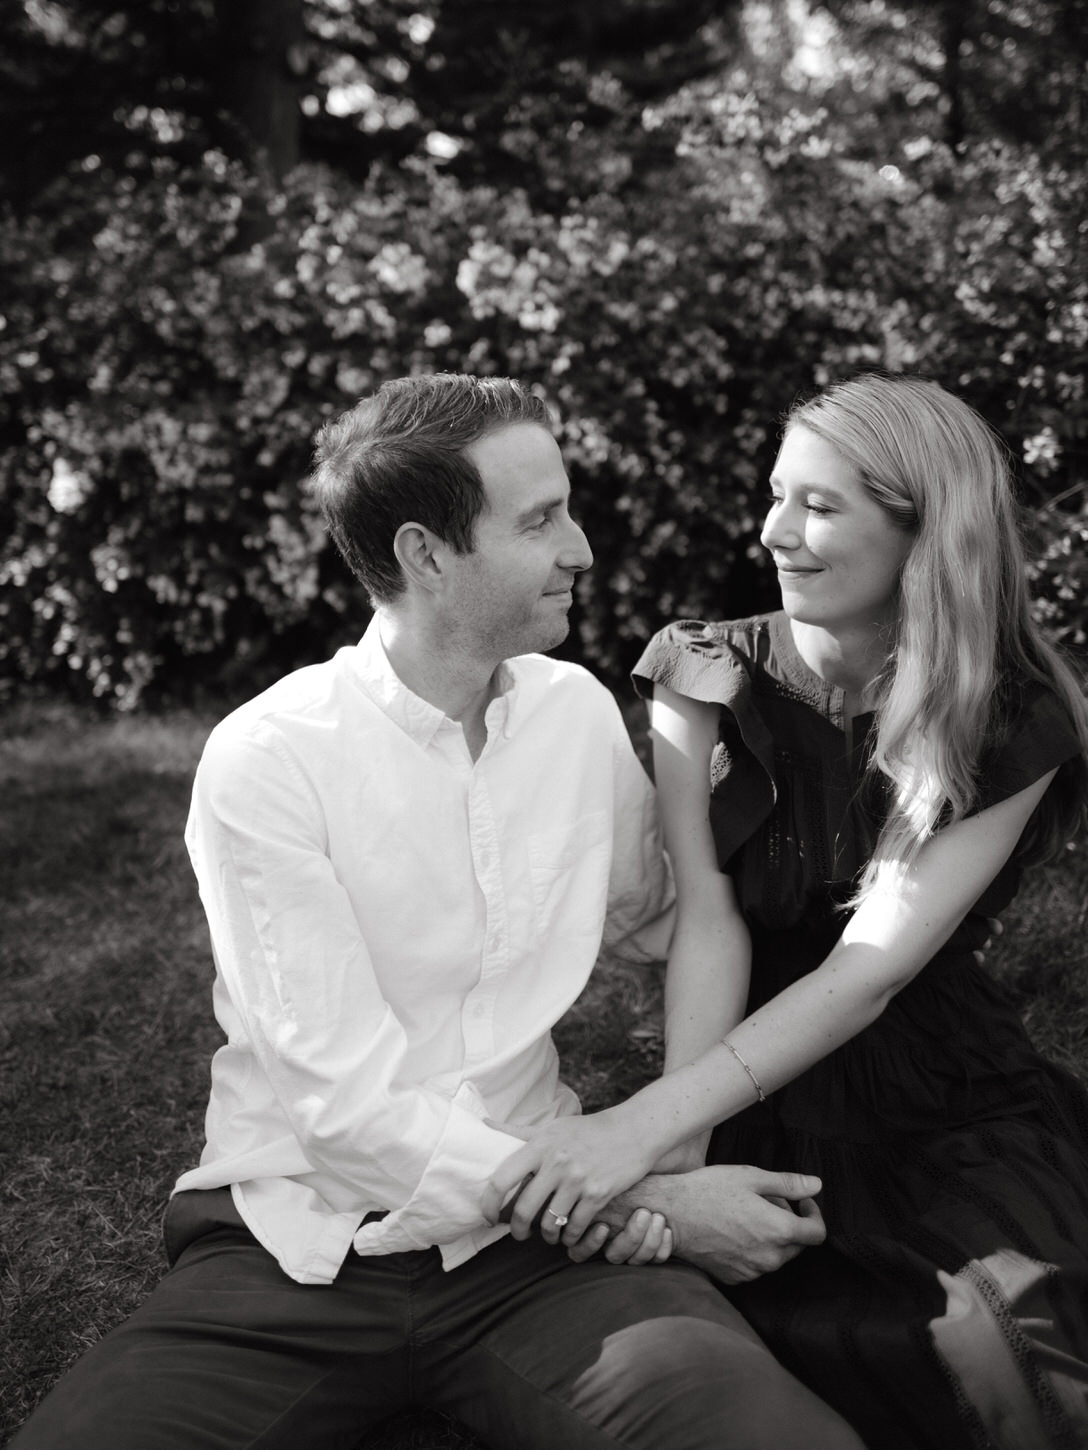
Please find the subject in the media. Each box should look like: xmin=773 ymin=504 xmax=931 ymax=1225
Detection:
xmin=486 ymin=374 xmax=1088 ymax=1449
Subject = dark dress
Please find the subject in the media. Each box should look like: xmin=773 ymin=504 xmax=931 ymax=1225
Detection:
xmin=633 ymin=613 xmax=1088 ymax=1450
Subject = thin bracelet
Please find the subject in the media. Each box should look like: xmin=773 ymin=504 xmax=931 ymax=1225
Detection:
xmin=723 ymin=1040 xmax=766 ymax=1103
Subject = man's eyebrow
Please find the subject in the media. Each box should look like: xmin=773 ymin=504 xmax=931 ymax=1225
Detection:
xmin=513 ymin=493 xmax=568 ymax=525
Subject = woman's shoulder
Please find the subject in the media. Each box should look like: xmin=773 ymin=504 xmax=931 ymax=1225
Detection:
xmin=631 ymin=613 xmax=776 ymax=704
xmin=646 ymin=613 xmax=773 ymax=654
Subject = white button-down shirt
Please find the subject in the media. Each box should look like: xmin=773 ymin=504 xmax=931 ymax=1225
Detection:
xmin=176 ymin=618 xmax=674 ymax=1283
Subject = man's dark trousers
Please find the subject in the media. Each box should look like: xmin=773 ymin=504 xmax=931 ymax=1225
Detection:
xmin=12 ymin=1188 xmax=863 ymax=1450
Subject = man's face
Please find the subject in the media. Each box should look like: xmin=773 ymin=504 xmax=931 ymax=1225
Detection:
xmin=448 ymin=423 xmax=593 ymax=661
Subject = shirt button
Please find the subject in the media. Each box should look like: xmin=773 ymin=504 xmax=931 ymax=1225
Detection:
xmin=479 ymin=851 xmax=491 ymax=870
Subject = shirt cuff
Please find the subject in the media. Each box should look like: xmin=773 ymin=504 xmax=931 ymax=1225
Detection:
xmin=351 ymin=1080 xmax=527 ymax=1254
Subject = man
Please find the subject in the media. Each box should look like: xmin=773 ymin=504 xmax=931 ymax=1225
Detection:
xmin=13 ymin=375 xmax=861 ymax=1450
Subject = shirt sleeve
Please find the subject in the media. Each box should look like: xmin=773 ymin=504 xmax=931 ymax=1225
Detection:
xmin=186 ymin=721 xmax=525 ymax=1249
xmin=599 ymin=688 xmax=676 ymax=964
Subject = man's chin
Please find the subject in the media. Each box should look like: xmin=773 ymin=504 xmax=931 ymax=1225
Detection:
xmin=523 ymin=618 xmax=571 ymax=657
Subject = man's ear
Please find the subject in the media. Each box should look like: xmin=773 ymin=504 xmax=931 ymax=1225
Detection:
xmin=393 ymin=522 xmax=446 ymax=595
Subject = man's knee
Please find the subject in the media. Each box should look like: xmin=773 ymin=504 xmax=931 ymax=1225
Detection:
xmin=467 ymin=1259 xmax=865 ymax=1450
xmin=573 ymin=1310 xmax=865 ymax=1450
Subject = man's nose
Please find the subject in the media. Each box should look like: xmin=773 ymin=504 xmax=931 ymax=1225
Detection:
xmin=562 ymin=517 xmax=594 ymax=573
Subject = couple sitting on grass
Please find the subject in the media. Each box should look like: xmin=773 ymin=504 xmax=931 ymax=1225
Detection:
xmin=16 ymin=370 xmax=1088 ymax=1450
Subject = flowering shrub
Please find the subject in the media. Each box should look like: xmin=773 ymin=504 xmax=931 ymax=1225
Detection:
xmin=1 ymin=158 xmax=425 ymax=705
xmin=2 ymin=80 xmax=1084 ymax=707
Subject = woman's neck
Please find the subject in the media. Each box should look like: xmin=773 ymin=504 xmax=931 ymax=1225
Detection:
xmin=788 ymin=618 xmax=890 ymax=716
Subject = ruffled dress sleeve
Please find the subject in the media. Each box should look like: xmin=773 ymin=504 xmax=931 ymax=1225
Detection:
xmin=632 ymin=620 xmax=777 ymax=868
xmin=973 ymin=679 xmax=1083 ymax=812
xmin=966 ymin=679 xmax=1084 ymax=917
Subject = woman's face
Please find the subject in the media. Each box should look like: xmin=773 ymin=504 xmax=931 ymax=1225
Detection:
xmin=761 ymin=424 xmax=914 ymax=635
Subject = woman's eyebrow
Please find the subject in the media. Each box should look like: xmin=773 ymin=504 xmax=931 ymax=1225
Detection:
xmin=769 ymin=474 xmax=850 ymax=503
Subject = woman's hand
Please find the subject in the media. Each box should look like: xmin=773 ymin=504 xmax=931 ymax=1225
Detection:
xmin=482 ymin=1105 xmax=659 ymax=1246
xmin=973 ymin=916 xmax=1003 ymax=966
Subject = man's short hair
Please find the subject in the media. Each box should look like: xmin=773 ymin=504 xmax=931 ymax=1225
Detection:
xmin=309 ymin=373 xmax=554 ymax=604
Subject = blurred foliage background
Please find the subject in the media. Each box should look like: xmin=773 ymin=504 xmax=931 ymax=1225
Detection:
xmin=2 ymin=0 xmax=1086 ymax=709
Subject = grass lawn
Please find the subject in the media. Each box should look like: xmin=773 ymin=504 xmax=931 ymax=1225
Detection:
xmin=2 ymin=700 xmax=1086 ymax=1446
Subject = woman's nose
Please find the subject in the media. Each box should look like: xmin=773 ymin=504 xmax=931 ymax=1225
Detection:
xmin=760 ymin=502 xmax=801 ymax=552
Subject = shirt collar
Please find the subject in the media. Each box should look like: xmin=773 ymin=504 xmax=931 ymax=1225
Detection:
xmin=351 ymin=616 xmax=520 ymax=746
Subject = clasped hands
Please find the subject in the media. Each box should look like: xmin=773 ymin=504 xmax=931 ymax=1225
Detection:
xmin=483 ymin=1109 xmax=826 ymax=1281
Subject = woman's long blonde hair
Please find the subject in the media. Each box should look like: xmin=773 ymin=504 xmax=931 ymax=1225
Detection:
xmin=787 ymin=373 xmax=1088 ymax=900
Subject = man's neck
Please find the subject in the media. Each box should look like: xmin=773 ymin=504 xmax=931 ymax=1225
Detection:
xmin=377 ymin=609 xmax=501 ymax=759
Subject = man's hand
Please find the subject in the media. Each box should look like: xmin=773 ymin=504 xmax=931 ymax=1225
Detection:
xmin=572 ymin=1210 xmax=674 ymax=1266
xmin=568 ymin=1165 xmax=826 ymax=1283
xmin=649 ymin=1132 xmax=710 ymax=1176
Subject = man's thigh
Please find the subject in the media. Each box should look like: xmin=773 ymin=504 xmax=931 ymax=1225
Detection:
xmin=13 ymin=1210 xmax=864 ymax=1450
xmin=417 ymin=1236 xmax=865 ymax=1450
xmin=11 ymin=1222 xmax=414 ymax=1450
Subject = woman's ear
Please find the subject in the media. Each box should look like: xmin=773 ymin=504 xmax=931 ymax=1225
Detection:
xmin=392 ymin=522 xmax=445 ymax=595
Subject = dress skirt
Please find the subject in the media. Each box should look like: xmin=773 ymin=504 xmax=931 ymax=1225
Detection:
xmin=712 ymin=927 xmax=1088 ymax=1450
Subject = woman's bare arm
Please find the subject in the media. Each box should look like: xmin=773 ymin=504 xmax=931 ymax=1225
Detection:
xmin=484 ymin=758 xmax=1056 ymax=1243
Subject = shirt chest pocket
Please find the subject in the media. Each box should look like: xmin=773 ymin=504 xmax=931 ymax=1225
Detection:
xmin=527 ymin=809 xmax=612 ymax=932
